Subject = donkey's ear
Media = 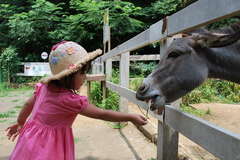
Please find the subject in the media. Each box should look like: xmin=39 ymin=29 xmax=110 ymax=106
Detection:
xmin=195 ymin=32 xmax=240 ymax=48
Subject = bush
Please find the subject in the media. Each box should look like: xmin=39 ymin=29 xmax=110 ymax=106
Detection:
xmin=183 ymin=79 xmax=240 ymax=104
xmin=90 ymin=69 xmax=120 ymax=111
xmin=15 ymin=76 xmax=42 ymax=84
xmin=0 ymin=46 xmax=20 ymax=83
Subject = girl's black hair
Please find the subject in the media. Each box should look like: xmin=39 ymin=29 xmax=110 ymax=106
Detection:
xmin=48 ymin=61 xmax=91 ymax=92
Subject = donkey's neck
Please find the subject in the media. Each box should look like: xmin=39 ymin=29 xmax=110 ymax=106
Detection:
xmin=206 ymin=44 xmax=240 ymax=84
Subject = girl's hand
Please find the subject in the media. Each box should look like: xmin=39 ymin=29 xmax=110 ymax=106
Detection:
xmin=6 ymin=123 xmax=24 ymax=141
xmin=130 ymin=114 xmax=148 ymax=126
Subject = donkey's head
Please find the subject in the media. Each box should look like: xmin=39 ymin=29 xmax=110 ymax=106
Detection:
xmin=136 ymin=23 xmax=240 ymax=112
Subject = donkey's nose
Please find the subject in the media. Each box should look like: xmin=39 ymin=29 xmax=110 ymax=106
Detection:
xmin=138 ymin=83 xmax=149 ymax=94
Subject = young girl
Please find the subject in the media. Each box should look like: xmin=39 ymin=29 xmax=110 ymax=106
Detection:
xmin=6 ymin=41 xmax=148 ymax=160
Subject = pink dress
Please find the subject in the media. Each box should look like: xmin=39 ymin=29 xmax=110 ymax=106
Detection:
xmin=9 ymin=83 xmax=89 ymax=160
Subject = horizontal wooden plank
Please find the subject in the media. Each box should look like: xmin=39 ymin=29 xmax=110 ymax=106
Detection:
xmin=86 ymin=74 xmax=105 ymax=81
xmin=167 ymin=0 xmax=240 ymax=35
xmin=111 ymin=55 xmax=160 ymax=61
xmin=164 ymin=105 xmax=240 ymax=160
xmin=102 ymin=30 xmax=151 ymax=61
xmin=149 ymin=20 xmax=167 ymax=43
xmin=102 ymin=47 xmax=119 ymax=61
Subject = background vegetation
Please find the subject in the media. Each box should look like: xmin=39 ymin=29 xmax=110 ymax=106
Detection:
xmin=1 ymin=0 xmax=239 ymax=83
xmin=0 ymin=0 xmax=239 ymax=113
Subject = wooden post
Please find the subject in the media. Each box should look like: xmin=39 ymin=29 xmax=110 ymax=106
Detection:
xmin=119 ymin=52 xmax=129 ymax=125
xmin=105 ymin=59 xmax=112 ymax=80
xmin=105 ymin=26 xmax=112 ymax=80
xmin=86 ymin=74 xmax=106 ymax=99
xmin=101 ymin=81 xmax=106 ymax=99
xmin=157 ymin=37 xmax=180 ymax=160
xmin=157 ymin=123 xmax=179 ymax=160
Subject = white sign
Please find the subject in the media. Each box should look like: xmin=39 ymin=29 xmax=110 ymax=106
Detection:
xmin=103 ymin=9 xmax=109 ymax=44
xmin=23 ymin=62 xmax=51 ymax=76
xmin=41 ymin=52 xmax=48 ymax=60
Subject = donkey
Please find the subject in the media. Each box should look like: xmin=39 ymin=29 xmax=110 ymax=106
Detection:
xmin=136 ymin=23 xmax=240 ymax=112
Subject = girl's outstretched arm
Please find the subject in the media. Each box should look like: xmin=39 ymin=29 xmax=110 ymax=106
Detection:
xmin=6 ymin=95 xmax=36 ymax=141
xmin=79 ymin=104 xmax=148 ymax=126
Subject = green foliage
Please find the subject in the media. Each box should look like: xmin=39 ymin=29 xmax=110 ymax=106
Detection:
xmin=180 ymin=103 xmax=211 ymax=116
xmin=130 ymin=61 xmax=158 ymax=78
xmin=143 ymin=0 xmax=181 ymax=20
xmin=66 ymin=0 xmax=146 ymax=48
xmin=0 ymin=110 xmax=16 ymax=118
xmin=107 ymin=122 xmax=125 ymax=129
xmin=147 ymin=158 xmax=157 ymax=160
xmin=7 ymin=0 xmax=65 ymax=61
xmin=183 ymin=79 xmax=240 ymax=104
xmin=0 ymin=46 xmax=20 ymax=82
xmin=207 ymin=16 xmax=240 ymax=30
xmin=15 ymin=76 xmax=42 ymax=84
xmin=1 ymin=0 xmax=236 ymax=63
xmin=14 ymin=105 xmax=23 ymax=109
xmin=1 ymin=0 xmax=184 ymax=60
xmin=98 ymin=90 xmax=119 ymax=111
xmin=90 ymin=69 xmax=120 ymax=111
xmin=129 ymin=77 xmax=144 ymax=91
xmin=0 ymin=82 xmax=7 ymax=91
xmin=0 ymin=82 xmax=34 ymax=97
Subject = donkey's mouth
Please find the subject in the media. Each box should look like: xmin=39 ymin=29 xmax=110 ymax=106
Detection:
xmin=145 ymin=98 xmax=154 ymax=110
xmin=144 ymin=95 xmax=165 ymax=112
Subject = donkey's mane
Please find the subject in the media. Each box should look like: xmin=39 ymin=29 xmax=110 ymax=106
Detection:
xmin=184 ymin=23 xmax=240 ymax=35
xmin=213 ymin=23 xmax=240 ymax=34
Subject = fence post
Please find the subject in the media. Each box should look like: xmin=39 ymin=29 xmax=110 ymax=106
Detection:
xmin=157 ymin=122 xmax=179 ymax=160
xmin=157 ymin=37 xmax=180 ymax=160
xmin=105 ymin=59 xmax=112 ymax=80
xmin=119 ymin=52 xmax=129 ymax=125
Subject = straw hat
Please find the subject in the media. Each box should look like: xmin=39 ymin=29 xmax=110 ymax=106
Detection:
xmin=40 ymin=41 xmax=102 ymax=84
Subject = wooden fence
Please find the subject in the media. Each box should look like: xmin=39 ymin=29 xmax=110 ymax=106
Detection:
xmin=101 ymin=0 xmax=240 ymax=159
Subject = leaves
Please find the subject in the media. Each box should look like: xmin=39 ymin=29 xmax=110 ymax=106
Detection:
xmin=0 ymin=46 xmax=20 ymax=82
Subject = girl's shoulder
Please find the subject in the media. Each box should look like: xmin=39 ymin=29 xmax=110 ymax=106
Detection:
xmin=62 ymin=93 xmax=89 ymax=109
xmin=34 ymin=83 xmax=45 ymax=96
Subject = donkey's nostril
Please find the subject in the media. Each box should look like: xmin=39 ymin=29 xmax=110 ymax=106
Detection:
xmin=138 ymin=83 xmax=149 ymax=94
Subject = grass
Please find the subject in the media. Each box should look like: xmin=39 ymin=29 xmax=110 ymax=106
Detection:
xmin=74 ymin=137 xmax=82 ymax=143
xmin=0 ymin=92 xmax=9 ymax=97
xmin=11 ymin=99 xmax=20 ymax=102
xmin=0 ymin=110 xmax=17 ymax=118
xmin=14 ymin=105 xmax=23 ymax=109
xmin=180 ymin=103 xmax=211 ymax=116
xmin=0 ymin=119 xmax=7 ymax=123
xmin=0 ymin=82 xmax=34 ymax=98
xmin=106 ymin=122 xmax=125 ymax=129
xmin=9 ymin=121 xmax=17 ymax=124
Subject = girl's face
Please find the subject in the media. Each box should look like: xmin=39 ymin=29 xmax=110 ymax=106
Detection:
xmin=73 ymin=71 xmax=87 ymax=90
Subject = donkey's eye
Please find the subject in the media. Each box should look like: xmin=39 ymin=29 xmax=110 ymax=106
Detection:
xmin=167 ymin=52 xmax=180 ymax=59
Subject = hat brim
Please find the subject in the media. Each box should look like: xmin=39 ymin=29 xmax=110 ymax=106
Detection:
xmin=40 ymin=49 xmax=102 ymax=84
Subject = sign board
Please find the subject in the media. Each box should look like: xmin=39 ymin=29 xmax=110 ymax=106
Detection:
xmin=103 ymin=9 xmax=109 ymax=44
xmin=41 ymin=52 xmax=48 ymax=60
xmin=16 ymin=62 xmax=52 ymax=76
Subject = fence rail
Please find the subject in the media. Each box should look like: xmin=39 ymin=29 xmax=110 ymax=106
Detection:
xmin=102 ymin=0 xmax=240 ymax=159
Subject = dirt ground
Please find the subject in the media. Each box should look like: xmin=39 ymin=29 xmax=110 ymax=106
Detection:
xmin=178 ymin=103 xmax=240 ymax=160
xmin=0 ymin=85 xmax=240 ymax=160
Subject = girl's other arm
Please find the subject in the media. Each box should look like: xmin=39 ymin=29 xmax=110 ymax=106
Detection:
xmin=16 ymin=94 xmax=36 ymax=125
xmin=79 ymin=104 xmax=148 ymax=126
xmin=6 ymin=95 xmax=36 ymax=141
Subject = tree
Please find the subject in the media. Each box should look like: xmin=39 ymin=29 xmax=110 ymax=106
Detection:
xmin=7 ymin=0 xmax=65 ymax=61
xmin=60 ymin=0 xmax=146 ymax=50
xmin=0 ymin=46 xmax=20 ymax=83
